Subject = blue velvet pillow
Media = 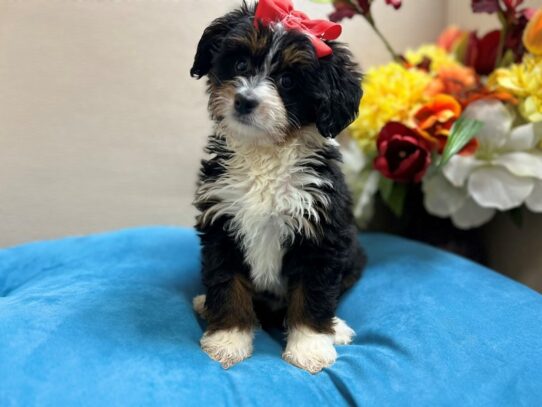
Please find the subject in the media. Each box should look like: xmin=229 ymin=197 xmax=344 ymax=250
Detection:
xmin=1 ymin=227 xmax=541 ymax=406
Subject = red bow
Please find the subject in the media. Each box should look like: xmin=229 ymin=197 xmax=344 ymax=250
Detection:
xmin=254 ymin=0 xmax=342 ymax=58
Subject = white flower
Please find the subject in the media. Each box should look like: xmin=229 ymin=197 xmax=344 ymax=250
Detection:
xmin=423 ymin=100 xmax=542 ymax=229
xmin=341 ymin=140 xmax=380 ymax=228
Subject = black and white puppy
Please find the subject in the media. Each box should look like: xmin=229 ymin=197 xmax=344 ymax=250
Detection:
xmin=191 ymin=2 xmax=366 ymax=373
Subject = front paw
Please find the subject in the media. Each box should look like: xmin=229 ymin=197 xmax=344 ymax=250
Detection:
xmin=200 ymin=328 xmax=254 ymax=369
xmin=282 ymin=326 xmax=337 ymax=374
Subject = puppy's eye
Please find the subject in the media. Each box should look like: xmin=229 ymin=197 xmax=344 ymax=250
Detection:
xmin=279 ymin=74 xmax=294 ymax=90
xmin=234 ymin=58 xmax=249 ymax=74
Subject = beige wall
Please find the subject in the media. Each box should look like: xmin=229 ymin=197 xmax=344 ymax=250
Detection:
xmin=0 ymin=0 xmax=541 ymax=289
xmin=0 ymin=0 xmax=445 ymax=246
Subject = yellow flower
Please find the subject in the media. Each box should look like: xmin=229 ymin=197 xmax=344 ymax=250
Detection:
xmin=489 ymin=54 xmax=542 ymax=122
xmin=405 ymin=44 xmax=459 ymax=72
xmin=349 ymin=62 xmax=432 ymax=152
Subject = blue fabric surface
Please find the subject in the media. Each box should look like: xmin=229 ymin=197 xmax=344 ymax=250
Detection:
xmin=1 ymin=227 xmax=541 ymax=406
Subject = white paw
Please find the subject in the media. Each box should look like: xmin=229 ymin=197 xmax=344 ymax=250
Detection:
xmin=282 ymin=326 xmax=337 ymax=374
xmin=193 ymin=294 xmax=206 ymax=318
xmin=200 ymin=328 xmax=254 ymax=369
xmin=333 ymin=317 xmax=355 ymax=345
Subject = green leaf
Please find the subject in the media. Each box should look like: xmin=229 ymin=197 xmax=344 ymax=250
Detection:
xmin=439 ymin=117 xmax=483 ymax=168
xmin=379 ymin=176 xmax=394 ymax=201
xmin=499 ymin=49 xmax=516 ymax=68
xmin=453 ymin=35 xmax=469 ymax=64
xmin=379 ymin=177 xmax=407 ymax=218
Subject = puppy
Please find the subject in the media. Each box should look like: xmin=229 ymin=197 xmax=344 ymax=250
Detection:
xmin=191 ymin=1 xmax=366 ymax=373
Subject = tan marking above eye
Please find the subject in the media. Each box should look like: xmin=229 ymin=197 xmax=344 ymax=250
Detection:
xmin=281 ymin=46 xmax=315 ymax=67
xmin=228 ymin=28 xmax=271 ymax=56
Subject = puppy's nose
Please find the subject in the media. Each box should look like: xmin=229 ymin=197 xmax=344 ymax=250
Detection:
xmin=234 ymin=93 xmax=259 ymax=115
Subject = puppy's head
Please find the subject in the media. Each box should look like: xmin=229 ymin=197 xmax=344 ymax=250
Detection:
xmin=191 ymin=3 xmax=362 ymax=145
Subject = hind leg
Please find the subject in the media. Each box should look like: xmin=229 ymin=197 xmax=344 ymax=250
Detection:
xmin=332 ymin=317 xmax=356 ymax=345
xmin=193 ymin=294 xmax=207 ymax=318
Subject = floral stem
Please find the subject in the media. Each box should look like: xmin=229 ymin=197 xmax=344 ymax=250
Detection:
xmin=364 ymin=14 xmax=401 ymax=62
xmin=495 ymin=10 xmax=508 ymax=67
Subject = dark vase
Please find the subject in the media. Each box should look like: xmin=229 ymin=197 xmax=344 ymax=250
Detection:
xmin=366 ymin=185 xmax=488 ymax=265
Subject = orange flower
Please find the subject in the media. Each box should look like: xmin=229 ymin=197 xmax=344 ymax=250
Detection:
xmin=427 ymin=65 xmax=517 ymax=107
xmin=523 ymin=9 xmax=542 ymax=55
xmin=414 ymin=94 xmax=462 ymax=152
xmin=437 ymin=26 xmax=466 ymax=52
xmin=426 ymin=65 xmax=477 ymax=98
xmin=462 ymin=89 xmax=518 ymax=106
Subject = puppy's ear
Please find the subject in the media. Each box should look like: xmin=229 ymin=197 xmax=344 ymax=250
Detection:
xmin=315 ymin=44 xmax=363 ymax=138
xmin=190 ymin=4 xmax=252 ymax=79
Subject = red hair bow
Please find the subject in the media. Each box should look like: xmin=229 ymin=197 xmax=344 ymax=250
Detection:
xmin=254 ymin=0 xmax=342 ymax=58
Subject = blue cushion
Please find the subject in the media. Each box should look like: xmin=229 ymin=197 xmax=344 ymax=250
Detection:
xmin=1 ymin=227 xmax=541 ymax=406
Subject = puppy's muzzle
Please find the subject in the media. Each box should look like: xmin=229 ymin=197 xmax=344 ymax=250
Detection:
xmin=234 ymin=92 xmax=260 ymax=116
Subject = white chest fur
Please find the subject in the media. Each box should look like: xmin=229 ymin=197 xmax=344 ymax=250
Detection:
xmin=197 ymin=128 xmax=333 ymax=295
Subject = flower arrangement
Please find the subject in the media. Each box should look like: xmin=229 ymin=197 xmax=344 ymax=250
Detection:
xmin=317 ymin=0 xmax=542 ymax=231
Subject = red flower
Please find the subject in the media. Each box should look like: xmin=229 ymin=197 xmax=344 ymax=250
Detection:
xmin=329 ymin=2 xmax=358 ymax=22
xmin=505 ymin=12 xmax=531 ymax=61
xmin=472 ymin=0 xmax=524 ymax=13
xmin=374 ymin=122 xmax=432 ymax=183
xmin=469 ymin=0 xmax=534 ymax=66
xmin=465 ymin=30 xmax=501 ymax=75
xmin=330 ymin=0 xmax=402 ymax=22
xmin=502 ymin=0 xmax=525 ymax=12
xmin=385 ymin=0 xmax=402 ymax=9
xmin=471 ymin=0 xmax=501 ymax=14
xmin=357 ymin=0 xmax=371 ymax=14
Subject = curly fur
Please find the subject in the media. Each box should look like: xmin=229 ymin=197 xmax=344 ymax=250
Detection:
xmin=190 ymin=2 xmax=366 ymax=373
